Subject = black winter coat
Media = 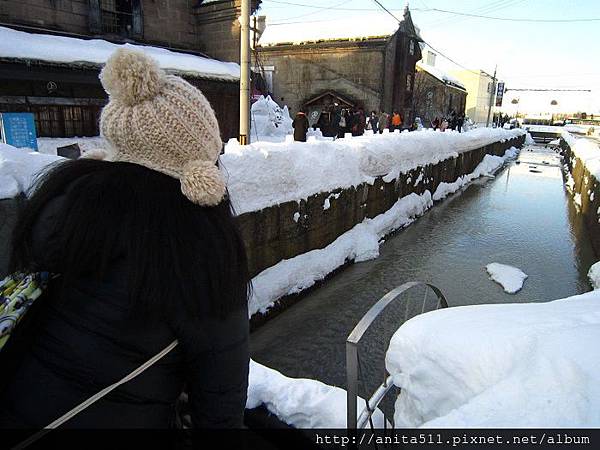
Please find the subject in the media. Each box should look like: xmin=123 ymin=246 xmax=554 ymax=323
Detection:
xmin=0 ymin=192 xmax=249 ymax=429
xmin=292 ymin=113 xmax=309 ymax=142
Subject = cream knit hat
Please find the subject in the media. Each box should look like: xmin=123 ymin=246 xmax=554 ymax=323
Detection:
xmin=99 ymin=48 xmax=225 ymax=206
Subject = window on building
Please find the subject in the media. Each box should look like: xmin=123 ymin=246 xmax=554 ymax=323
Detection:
xmin=409 ymin=40 xmax=415 ymax=56
xmin=89 ymin=0 xmax=142 ymax=38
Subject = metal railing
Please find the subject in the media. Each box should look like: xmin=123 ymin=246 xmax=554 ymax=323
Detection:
xmin=346 ymin=281 xmax=448 ymax=430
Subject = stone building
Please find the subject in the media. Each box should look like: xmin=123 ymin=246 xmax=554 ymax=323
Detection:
xmin=254 ymin=6 xmax=422 ymax=124
xmin=0 ymin=0 xmax=261 ymax=139
xmin=413 ymin=61 xmax=467 ymax=127
xmin=448 ymin=69 xmax=495 ymax=124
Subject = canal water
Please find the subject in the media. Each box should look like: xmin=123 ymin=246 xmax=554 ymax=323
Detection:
xmin=250 ymin=145 xmax=597 ymax=406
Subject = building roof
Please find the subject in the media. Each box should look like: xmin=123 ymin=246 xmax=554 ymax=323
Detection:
xmin=416 ymin=61 xmax=466 ymax=90
xmin=258 ymin=14 xmax=402 ymax=47
xmin=0 ymin=26 xmax=240 ymax=81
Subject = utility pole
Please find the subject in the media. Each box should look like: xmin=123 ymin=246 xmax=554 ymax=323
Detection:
xmin=239 ymin=0 xmax=251 ymax=145
xmin=486 ymin=65 xmax=497 ymax=128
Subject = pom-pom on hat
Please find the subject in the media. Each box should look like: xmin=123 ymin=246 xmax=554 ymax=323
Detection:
xmin=99 ymin=48 xmax=225 ymax=206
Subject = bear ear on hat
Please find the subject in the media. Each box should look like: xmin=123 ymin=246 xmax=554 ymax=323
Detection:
xmin=100 ymin=48 xmax=164 ymax=106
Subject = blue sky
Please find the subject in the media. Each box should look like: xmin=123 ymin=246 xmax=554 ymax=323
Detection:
xmin=257 ymin=0 xmax=600 ymax=112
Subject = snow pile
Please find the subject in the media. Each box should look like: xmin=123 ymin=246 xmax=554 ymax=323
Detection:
xmin=561 ymin=131 xmax=600 ymax=179
xmin=524 ymin=132 xmax=535 ymax=145
xmin=485 ymin=262 xmax=528 ymax=294
xmin=247 ymin=359 xmax=386 ymax=428
xmin=386 ymin=291 xmax=600 ymax=427
xmin=416 ymin=62 xmax=465 ymax=90
xmin=432 ymin=147 xmax=518 ymax=201
xmin=249 ymin=192 xmax=433 ymax=315
xmin=223 ymin=128 xmax=525 ymax=214
xmin=587 ymin=262 xmax=600 ymax=290
xmin=250 ymin=96 xmax=293 ymax=142
xmin=0 ymin=144 xmax=63 ymax=199
xmin=0 ymin=25 xmax=239 ymax=81
xmin=259 ymin=14 xmax=400 ymax=46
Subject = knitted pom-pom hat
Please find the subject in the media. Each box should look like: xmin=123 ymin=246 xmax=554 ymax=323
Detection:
xmin=99 ymin=48 xmax=225 ymax=206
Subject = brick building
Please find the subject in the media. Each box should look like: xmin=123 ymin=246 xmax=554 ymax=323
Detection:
xmin=0 ymin=0 xmax=261 ymax=139
xmin=254 ymin=6 xmax=422 ymax=124
xmin=413 ymin=60 xmax=467 ymax=127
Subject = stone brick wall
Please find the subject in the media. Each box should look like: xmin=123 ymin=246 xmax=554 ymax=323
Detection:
xmin=413 ymin=69 xmax=467 ymax=126
xmin=257 ymin=42 xmax=387 ymax=115
xmin=1 ymin=0 xmax=89 ymax=34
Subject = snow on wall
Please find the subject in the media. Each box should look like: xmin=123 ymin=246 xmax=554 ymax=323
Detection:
xmin=386 ymin=291 xmax=600 ymax=427
xmin=562 ymin=131 xmax=600 ymax=179
xmin=222 ymin=128 xmax=525 ymax=215
xmin=416 ymin=62 xmax=465 ymax=90
xmin=259 ymin=14 xmax=400 ymax=46
xmin=0 ymin=26 xmax=240 ymax=81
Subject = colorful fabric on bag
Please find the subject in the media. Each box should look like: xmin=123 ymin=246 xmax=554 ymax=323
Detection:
xmin=0 ymin=272 xmax=50 ymax=351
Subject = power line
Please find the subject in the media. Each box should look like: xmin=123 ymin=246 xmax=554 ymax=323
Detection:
xmin=426 ymin=8 xmax=600 ymax=23
xmin=371 ymin=0 xmax=402 ymax=23
xmin=268 ymin=0 xmax=355 ymax=23
xmin=262 ymin=0 xmax=398 ymax=10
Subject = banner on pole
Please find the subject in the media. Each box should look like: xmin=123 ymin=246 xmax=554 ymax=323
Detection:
xmin=495 ymin=82 xmax=505 ymax=107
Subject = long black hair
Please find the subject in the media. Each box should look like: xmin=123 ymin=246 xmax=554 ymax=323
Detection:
xmin=9 ymin=158 xmax=250 ymax=319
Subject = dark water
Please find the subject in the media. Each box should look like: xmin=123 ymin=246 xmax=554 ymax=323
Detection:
xmin=250 ymin=146 xmax=596 ymax=404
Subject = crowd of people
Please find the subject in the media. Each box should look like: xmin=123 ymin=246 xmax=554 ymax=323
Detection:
xmin=292 ymin=104 xmax=468 ymax=141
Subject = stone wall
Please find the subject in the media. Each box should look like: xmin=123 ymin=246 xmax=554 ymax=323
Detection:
xmin=560 ymin=138 xmax=600 ymax=258
xmin=257 ymin=42 xmax=387 ymax=115
xmin=413 ymin=69 xmax=467 ymax=126
xmin=239 ymin=135 xmax=525 ymax=278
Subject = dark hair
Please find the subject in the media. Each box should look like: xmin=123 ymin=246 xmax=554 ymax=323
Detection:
xmin=9 ymin=159 xmax=250 ymax=320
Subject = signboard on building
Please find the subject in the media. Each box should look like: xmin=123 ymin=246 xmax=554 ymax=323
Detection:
xmin=0 ymin=113 xmax=38 ymax=150
xmin=495 ymin=82 xmax=505 ymax=107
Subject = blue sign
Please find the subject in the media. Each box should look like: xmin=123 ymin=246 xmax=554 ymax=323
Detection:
xmin=1 ymin=113 xmax=38 ymax=151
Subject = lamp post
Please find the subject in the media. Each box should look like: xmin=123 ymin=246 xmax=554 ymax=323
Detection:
xmin=550 ymin=99 xmax=558 ymax=123
xmin=239 ymin=0 xmax=251 ymax=145
xmin=511 ymin=98 xmax=519 ymax=125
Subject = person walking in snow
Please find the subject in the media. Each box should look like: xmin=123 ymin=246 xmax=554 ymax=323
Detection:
xmin=292 ymin=110 xmax=309 ymax=142
xmin=378 ymin=111 xmax=389 ymax=133
xmin=391 ymin=111 xmax=402 ymax=131
xmin=0 ymin=49 xmax=250 ymax=430
xmin=457 ymin=114 xmax=465 ymax=133
xmin=369 ymin=111 xmax=380 ymax=134
xmin=432 ymin=116 xmax=440 ymax=130
xmin=440 ymin=117 xmax=449 ymax=132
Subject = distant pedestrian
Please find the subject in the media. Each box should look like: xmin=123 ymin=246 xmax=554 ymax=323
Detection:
xmin=440 ymin=117 xmax=449 ymax=132
xmin=457 ymin=114 xmax=465 ymax=133
xmin=369 ymin=111 xmax=379 ymax=133
xmin=378 ymin=111 xmax=389 ymax=133
xmin=292 ymin=111 xmax=309 ymax=142
xmin=391 ymin=111 xmax=402 ymax=131
xmin=432 ymin=117 xmax=440 ymax=130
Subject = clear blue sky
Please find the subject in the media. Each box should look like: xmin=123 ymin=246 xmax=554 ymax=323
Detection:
xmin=257 ymin=0 xmax=600 ymax=112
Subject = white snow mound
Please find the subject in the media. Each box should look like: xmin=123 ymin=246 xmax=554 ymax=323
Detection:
xmin=386 ymin=291 xmax=600 ymax=427
xmin=486 ymin=262 xmax=528 ymax=294
xmin=587 ymin=261 xmax=600 ymax=290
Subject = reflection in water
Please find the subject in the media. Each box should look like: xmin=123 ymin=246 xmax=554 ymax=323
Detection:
xmin=250 ymin=147 xmax=596 ymax=407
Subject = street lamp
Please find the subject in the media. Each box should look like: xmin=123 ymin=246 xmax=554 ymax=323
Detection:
xmin=511 ymin=98 xmax=519 ymax=123
xmin=550 ymin=99 xmax=558 ymax=123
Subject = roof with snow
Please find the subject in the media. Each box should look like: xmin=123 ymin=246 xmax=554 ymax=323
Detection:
xmin=258 ymin=14 xmax=402 ymax=47
xmin=416 ymin=61 xmax=466 ymax=91
xmin=0 ymin=26 xmax=240 ymax=81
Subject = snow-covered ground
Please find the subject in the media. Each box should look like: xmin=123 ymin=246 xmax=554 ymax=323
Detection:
xmin=386 ymin=290 xmax=600 ymax=427
xmin=37 ymin=137 xmax=110 ymax=157
xmin=485 ymin=262 xmax=528 ymax=294
xmin=0 ymin=26 xmax=239 ymax=81
xmin=247 ymin=359 xmax=386 ymax=428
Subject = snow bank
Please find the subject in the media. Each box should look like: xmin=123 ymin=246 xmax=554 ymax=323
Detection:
xmin=247 ymin=360 xmax=386 ymax=428
xmin=485 ymin=262 xmax=528 ymax=294
xmin=432 ymin=147 xmax=518 ymax=201
xmin=259 ymin=14 xmax=399 ymax=46
xmin=561 ymin=131 xmax=600 ymax=179
xmin=37 ymin=136 xmax=110 ymax=156
xmin=250 ymin=96 xmax=293 ymax=142
xmin=524 ymin=132 xmax=535 ymax=145
xmin=587 ymin=262 xmax=600 ymax=290
xmin=0 ymin=25 xmax=239 ymax=81
xmin=223 ymin=128 xmax=525 ymax=215
xmin=249 ymin=192 xmax=433 ymax=316
xmin=386 ymin=291 xmax=600 ymax=427
xmin=0 ymin=144 xmax=62 ymax=199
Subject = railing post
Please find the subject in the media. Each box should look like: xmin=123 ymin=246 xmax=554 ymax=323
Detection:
xmin=346 ymin=340 xmax=358 ymax=430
